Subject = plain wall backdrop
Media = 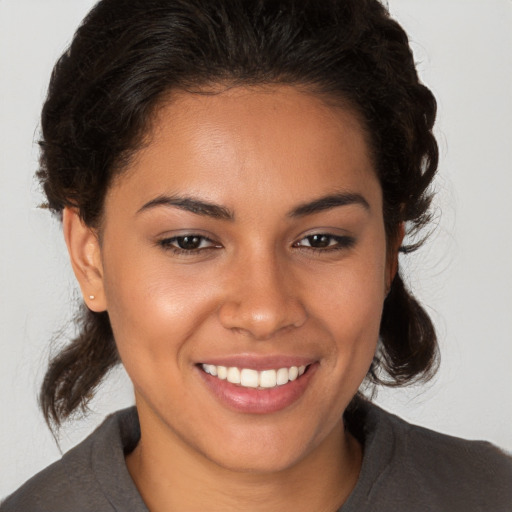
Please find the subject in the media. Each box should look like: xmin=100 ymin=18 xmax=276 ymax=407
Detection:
xmin=1 ymin=0 xmax=511 ymax=499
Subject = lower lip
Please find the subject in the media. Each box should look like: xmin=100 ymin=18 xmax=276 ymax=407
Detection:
xmin=197 ymin=364 xmax=317 ymax=414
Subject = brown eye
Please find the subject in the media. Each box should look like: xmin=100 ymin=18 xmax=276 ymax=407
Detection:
xmin=159 ymin=234 xmax=219 ymax=253
xmin=294 ymin=234 xmax=356 ymax=252
xmin=176 ymin=236 xmax=203 ymax=250
xmin=306 ymin=235 xmax=331 ymax=248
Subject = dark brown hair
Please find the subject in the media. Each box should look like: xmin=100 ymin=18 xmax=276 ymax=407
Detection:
xmin=39 ymin=0 xmax=439 ymax=428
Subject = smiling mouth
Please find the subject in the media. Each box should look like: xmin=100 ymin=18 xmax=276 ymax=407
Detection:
xmin=200 ymin=364 xmax=309 ymax=389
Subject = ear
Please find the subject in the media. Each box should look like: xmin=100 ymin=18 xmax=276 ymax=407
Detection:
xmin=386 ymin=222 xmax=405 ymax=293
xmin=62 ymin=207 xmax=107 ymax=312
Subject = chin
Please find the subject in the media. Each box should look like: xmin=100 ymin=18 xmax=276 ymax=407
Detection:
xmin=192 ymin=416 xmax=338 ymax=475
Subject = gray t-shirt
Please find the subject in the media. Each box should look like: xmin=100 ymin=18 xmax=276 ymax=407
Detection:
xmin=2 ymin=401 xmax=511 ymax=511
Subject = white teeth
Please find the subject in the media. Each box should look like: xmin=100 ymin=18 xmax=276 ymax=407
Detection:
xmin=276 ymin=367 xmax=289 ymax=386
xmin=240 ymin=369 xmax=259 ymax=388
xmin=227 ymin=367 xmax=241 ymax=384
xmin=203 ymin=364 xmax=217 ymax=376
xmin=289 ymin=366 xmax=299 ymax=381
xmin=259 ymin=369 xmax=277 ymax=388
xmin=202 ymin=364 xmax=308 ymax=389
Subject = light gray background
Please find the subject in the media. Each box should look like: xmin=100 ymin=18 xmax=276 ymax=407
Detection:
xmin=1 ymin=0 xmax=511 ymax=499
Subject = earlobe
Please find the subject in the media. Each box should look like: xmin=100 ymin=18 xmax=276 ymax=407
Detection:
xmin=62 ymin=207 xmax=107 ymax=312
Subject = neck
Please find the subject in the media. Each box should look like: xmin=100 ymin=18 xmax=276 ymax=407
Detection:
xmin=126 ymin=409 xmax=362 ymax=512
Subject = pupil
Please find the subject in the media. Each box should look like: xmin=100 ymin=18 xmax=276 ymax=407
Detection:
xmin=178 ymin=236 xmax=201 ymax=250
xmin=309 ymin=235 xmax=330 ymax=248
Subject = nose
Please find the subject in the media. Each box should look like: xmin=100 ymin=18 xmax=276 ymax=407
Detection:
xmin=218 ymin=252 xmax=308 ymax=340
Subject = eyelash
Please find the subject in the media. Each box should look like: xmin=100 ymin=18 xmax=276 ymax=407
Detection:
xmin=158 ymin=233 xmax=355 ymax=256
xmin=293 ymin=234 xmax=356 ymax=253
xmin=158 ymin=235 xmax=219 ymax=255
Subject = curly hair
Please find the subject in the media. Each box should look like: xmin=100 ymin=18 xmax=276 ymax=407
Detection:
xmin=39 ymin=0 xmax=439 ymax=428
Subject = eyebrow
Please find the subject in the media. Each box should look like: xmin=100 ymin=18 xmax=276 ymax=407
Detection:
xmin=288 ymin=192 xmax=370 ymax=218
xmin=137 ymin=191 xmax=370 ymax=220
xmin=137 ymin=195 xmax=234 ymax=220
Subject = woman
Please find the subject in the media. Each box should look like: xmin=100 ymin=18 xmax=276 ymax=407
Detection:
xmin=1 ymin=0 xmax=510 ymax=510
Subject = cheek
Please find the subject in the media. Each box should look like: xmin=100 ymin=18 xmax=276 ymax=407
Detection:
xmin=307 ymin=246 xmax=387 ymax=374
xmin=101 ymin=249 xmax=219 ymax=372
xmin=321 ymin=282 xmax=382 ymax=366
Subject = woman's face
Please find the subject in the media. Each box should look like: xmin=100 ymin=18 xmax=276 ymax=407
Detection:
xmin=92 ymin=85 xmax=394 ymax=472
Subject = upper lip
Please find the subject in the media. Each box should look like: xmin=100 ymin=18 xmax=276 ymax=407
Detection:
xmin=198 ymin=354 xmax=316 ymax=371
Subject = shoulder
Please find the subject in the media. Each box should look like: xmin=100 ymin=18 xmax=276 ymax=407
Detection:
xmin=390 ymin=407 xmax=511 ymax=478
xmin=0 ymin=408 xmax=145 ymax=512
xmin=1 ymin=444 xmax=100 ymax=512
xmin=367 ymin=403 xmax=512 ymax=511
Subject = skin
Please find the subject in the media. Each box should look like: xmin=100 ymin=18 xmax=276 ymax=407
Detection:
xmin=64 ymin=85 xmax=401 ymax=512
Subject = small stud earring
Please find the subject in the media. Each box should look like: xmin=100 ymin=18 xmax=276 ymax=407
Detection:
xmin=89 ymin=295 xmax=95 ymax=300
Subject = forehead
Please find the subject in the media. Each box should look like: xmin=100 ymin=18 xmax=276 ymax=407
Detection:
xmin=108 ymin=85 xmax=381 ymax=215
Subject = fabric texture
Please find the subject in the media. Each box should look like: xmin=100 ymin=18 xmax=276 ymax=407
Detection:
xmin=1 ymin=402 xmax=511 ymax=511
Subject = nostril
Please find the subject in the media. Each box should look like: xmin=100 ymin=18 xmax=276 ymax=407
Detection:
xmin=218 ymin=297 xmax=308 ymax=340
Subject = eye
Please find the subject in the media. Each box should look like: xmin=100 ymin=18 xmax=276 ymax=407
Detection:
xmin=158 ymin=234 xmax=220 ymax=254
xmin=294 ymin=234 xmax=355 ymax=252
